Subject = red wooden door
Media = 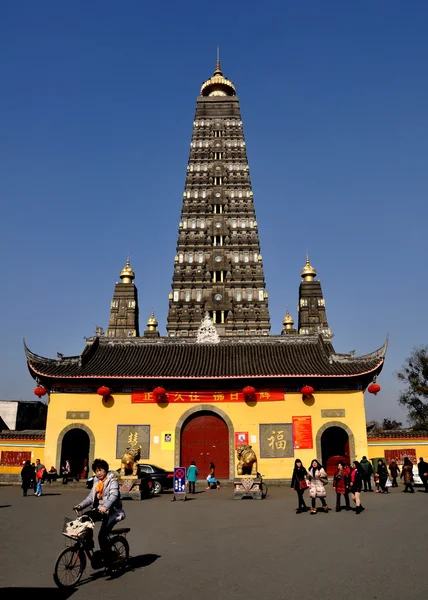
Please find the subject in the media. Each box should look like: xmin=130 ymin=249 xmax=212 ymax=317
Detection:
xmin=181 ymin=414 xmax=230 ymax=479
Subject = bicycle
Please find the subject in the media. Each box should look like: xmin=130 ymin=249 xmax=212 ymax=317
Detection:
xmin=53 ymin=509 xmax=130 ymax=588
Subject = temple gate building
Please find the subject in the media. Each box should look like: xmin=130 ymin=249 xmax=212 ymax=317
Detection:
xmin=25 ymin=59 xmax=386 ymax=480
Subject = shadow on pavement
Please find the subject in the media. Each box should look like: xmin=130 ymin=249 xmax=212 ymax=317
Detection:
xmin=78 ymin=553 xmax=162 ymax=586
xmin=0 ymin=505 xmax=11 ymax=508
xmin=1 ymin=588 xmax=75 ymax=598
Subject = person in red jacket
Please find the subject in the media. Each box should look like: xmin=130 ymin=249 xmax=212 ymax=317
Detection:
xmin=333 ymin=461 xmax=350 ymax=512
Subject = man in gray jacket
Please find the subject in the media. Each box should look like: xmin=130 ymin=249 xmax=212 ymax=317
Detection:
xmin=74 ymin=458 xmax=125 ymax=554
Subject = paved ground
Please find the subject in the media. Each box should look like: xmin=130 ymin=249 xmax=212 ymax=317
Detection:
xmin=0 ymin=482 xmax=427 ymax=599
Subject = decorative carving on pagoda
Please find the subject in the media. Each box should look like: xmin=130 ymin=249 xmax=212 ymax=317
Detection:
xmin=196 ymin=313 xmax=220 ymax=344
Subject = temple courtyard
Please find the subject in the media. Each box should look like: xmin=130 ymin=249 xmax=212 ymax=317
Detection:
xmin=0 ymin=483 xmax=426 ymax=599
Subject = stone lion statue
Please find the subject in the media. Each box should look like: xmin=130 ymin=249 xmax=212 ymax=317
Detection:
xmin=237 ymin=444 xmax=258 ymax=476
xmin=120 ymin=444 xmax=142 ymax=477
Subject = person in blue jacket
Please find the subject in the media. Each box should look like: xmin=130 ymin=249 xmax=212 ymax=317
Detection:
xmin=187 ymin=461 xmax=198 ymax=494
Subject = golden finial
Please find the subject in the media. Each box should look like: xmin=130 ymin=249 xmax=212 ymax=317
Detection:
xmin=301 ymin=252 xmax=316 ymax=281
xmin=146 ymin=309 xmax=158 ymax=331
xmin=200 ymin=50 xmax=236 ymax=97
xmin=283 ymin=309 xmax=294 ymax=329
xmin=120 ymin=256 xmax=135 ymax=284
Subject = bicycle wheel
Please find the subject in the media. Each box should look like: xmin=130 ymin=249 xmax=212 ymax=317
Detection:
xmin=53 ymin=546 xmax=86 ymax=588
xmin=261 ymin=482 xmax=268 ymax=498
xmin=108 ymin=535 xmax=129 ymax=574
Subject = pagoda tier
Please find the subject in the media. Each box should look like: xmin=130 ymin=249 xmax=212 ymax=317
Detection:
xmin=166 ymin=60 xmax=271 ymax=338
xmin=25 ymin=335 xmax=387 ymax=385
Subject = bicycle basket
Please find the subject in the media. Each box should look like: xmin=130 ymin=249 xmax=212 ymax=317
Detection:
xmin=62 ymin=516 xmax=94 ymax=540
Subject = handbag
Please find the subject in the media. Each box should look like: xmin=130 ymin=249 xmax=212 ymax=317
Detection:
xmin=385 ymin=477 xmax=392 ymax=488
xmin=299 ymin=479 xmax=308 ymax=490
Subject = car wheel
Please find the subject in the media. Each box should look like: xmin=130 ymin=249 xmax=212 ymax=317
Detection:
xmin=153 ymin=481 xmax=162 ymax=495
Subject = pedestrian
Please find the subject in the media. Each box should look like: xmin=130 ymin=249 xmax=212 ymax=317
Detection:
xmin=417 ymin=457 xmax=428 ymax=493
xmin=187 ymin=460 xmax=198 ymax=494
xmin=360 ymin=456 xmax=374 ymax=492
xmin=388 ymin=460 xmax=400 ymax=487
xmin=62 ymin=459 xmax=71 ymax=485
xmin=290 ymin=458 xmax=308 ymax=513
xmin=21 ymin=460 xmax=34 ymax=497
xmin=47 ymin=466 xmax=58 ymax=483
xmin=34 ymin=458 xmax=46 ymax=496
xmin=73 ymin=458 xmax=125 ymax=572
xmin=307 ymin=459 xmax=329 ymax=514
xmin=349 ymin=460 xmax=365 ymax=514
xmin=333 ymin=461 xmax=351 ymax=512
xmin=400 ymin=457 xmax=415 ymax=493
xmin=377 ymin=459 xmax=389 ymax=493
xmin=206 ymin=462 xmax=220 ymax=490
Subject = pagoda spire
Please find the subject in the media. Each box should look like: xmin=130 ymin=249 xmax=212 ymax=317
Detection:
xmin=298 ymin=254 xmax=331 ymax=337
xmin=106 ymin=258 xmax=140 ymax=338
xmin=167 ymin=59 xmax=270 ymax=337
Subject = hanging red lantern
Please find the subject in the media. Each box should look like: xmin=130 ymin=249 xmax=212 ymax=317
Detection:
xmin=368 ymin=383 xmax=381 ymax=395
xmin=243 ymin=386 xmax=256 ymax=399
xmin=34 ymin=386 xmax=47 ymax=398
xmin=153 ymin=386 xmax=167 ymax=400
xmin=301 ymin=385 xmax=314 ymax=396
xmin=97 ymin=386 xmax=111 ymax=397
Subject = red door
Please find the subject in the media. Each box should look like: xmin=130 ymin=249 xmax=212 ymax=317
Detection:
xmin=181 ymin=413 xmax=230 ymax=479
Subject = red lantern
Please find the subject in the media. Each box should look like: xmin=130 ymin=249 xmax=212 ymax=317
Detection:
xmin=368 ymin=383 xmax=381 ymax=395
xmin=97 ymin=386 xmax=111 ymax=397
xmin=34 ymin=386 xmax=47 ymax=398
xmin=301 ymin=385 xmax=314 ymax=396
xmin=153 ymin=386 xmax=167 ymax=400
xmin=243 ymin=386 xmax=256 ymax=399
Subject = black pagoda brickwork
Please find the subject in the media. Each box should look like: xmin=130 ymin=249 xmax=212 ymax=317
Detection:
xmin=166 ymin=61 xmax=271 ymax=337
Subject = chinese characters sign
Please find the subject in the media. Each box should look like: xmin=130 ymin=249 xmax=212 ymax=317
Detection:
xmin=292 ymin=416 xmax=313 ymax=450
xmin=384 ymin=449 xmax=416 ymax=465
xmin=116 ymin=425 xmax=150 ymax=459
xmin=132 ymin=389 xmax=284 ymax=403
xmin=259 ymin=423 xmax=293 ymax=458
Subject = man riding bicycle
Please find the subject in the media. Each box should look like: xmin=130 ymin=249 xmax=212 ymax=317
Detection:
xmin=73 ymin=458 xmax=125 ymax=558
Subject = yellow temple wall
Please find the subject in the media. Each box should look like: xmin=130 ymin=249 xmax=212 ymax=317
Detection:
xmin=45 ymin=389 xmax=368 ymax=479
xmin=368 ymin=438 xmax=428 ymax=462
xmin=0 ymin=441 xmax=45 ymax=474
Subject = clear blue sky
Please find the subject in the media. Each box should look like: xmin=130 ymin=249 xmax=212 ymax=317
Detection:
xmin=1 ymin=1 xmax=427 ymax=423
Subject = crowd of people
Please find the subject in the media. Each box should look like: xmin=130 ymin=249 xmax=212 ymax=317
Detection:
xmin=290 ymin=456 xmax=428 ymax=514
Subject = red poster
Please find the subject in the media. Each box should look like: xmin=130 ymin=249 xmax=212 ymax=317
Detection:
xmin=132 ymin=389 xmax=284 ymax=404
xmin=292 ymin=416 xmax=313 ymax=450
xmin=235 ymin=432 xmax=249 ymax=448
xmin=385 ymin=449 xmax=417 ymax=465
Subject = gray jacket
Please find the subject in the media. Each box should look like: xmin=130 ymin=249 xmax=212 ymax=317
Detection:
xmin=79 ymin=471 xmax=124 ymax=513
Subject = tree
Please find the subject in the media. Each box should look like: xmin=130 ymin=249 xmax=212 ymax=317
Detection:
xmin=397 ymin=346 xmax=428 ymax=430
xmin=381 ymin=418 xmax=402 ymax=431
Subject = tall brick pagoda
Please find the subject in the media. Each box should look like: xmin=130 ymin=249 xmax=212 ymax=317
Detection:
xmin=166 ymin=58 xmax=271 ymax=337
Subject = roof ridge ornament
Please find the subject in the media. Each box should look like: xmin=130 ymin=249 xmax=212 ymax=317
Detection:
xmin=196 ymin=313 xmax=220 ymax=344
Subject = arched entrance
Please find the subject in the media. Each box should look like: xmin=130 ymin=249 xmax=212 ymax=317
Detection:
xmin=319 ymin=425 xmax=351 ymax=476
xmin=60 ymin=428 xmax=90 ymax=479
xmin=180 ymin=411 xmax=230 ymax=479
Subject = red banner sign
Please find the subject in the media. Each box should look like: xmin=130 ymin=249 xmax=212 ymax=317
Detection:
xmin=132 ymin=389 xmax=284 ymax=404
xmin=292 ymin=416 xmax=313 ymax=450
xmin=235 ymin=432 xmax=249 ymax=448
xmin=385 ymin=449 xmax=417 ymax=465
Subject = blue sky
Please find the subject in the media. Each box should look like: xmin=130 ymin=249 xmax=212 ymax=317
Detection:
xmin=1 ymin=1 xmax=427 ymax=422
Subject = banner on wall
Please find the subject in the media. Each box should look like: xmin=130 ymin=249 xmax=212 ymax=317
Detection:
xmin=292 ymin=416 xmax=313 ymax=450
xmin=235 ymin=432 xmax=249 ymax=448
xmin=161 ymin=431 xmax=175 ymax=450
xmin=132 ymin=389 xmax=284 ymax=404
xmin=384 ymin=449 xmax=417 ymax=464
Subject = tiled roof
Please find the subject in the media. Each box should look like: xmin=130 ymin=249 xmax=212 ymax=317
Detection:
xmin=0 ymin=430 xmax=45 ymax=440
xmin=368 ymin=430 xmax=428 ymax=440
xmin=25 ymin=335 xmax=387 ymax=381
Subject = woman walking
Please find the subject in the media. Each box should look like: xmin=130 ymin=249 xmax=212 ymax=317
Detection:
xmin=290 ymin=459 xmax=308 ymax=513
xmin=377 ymin=459 xmax=389 ymax=493
xmin=307 ymin=459 xmax=329 ymax=514
xmin=388 ymin=460 xmax=400 ymax=487
xmin=187 ymin=460 xmax=198 ymax=494
xmin=400 ymin=457 xmax=415 ymax=493
xmin=350 ymin=461 xmax=365 ymax=514
xmin=206 ymin=462 xmax=220 ymax=490
xmin=333 ymin=461 xmax=350 ymax=512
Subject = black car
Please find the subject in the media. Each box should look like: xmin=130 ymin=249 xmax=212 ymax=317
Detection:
xmin=137 ymin=464 xmax=174 ymax=494
xmin=86 ymin=468 xmax=155 ymax=498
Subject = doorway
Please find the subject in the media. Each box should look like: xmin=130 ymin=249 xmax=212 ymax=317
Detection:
xmin=180 ymin=411 xmax=230 ymax=479
xmin=321 ymin=426 xmax=350 ymax=476
xmin=60 ymin=428 xmax=90 ymax=479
